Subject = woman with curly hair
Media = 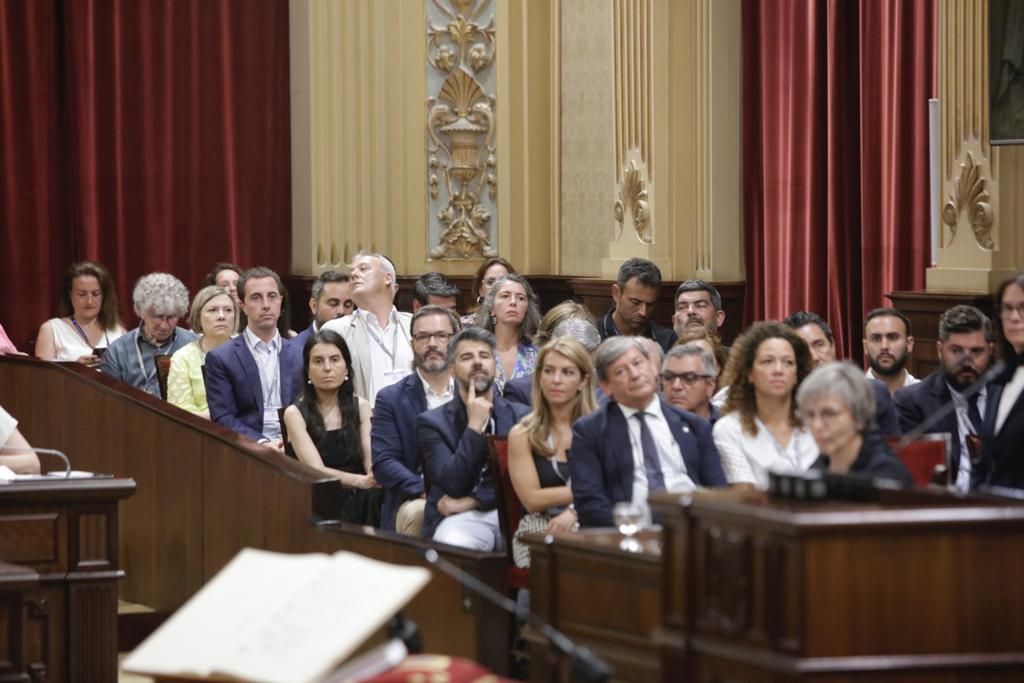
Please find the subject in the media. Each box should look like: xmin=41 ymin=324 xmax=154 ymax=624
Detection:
xmin=283 ymin=329 xmax=382 ymax=525
xmin=712 ymin=322 xmax=818 ymax=489
xmin=475 ymin=273 xmax=542 ymax=393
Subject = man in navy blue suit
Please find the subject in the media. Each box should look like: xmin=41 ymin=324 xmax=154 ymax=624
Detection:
xmin=570 ymin=337 xmax=727 ymax=529
xmin=372 ymin=305 xmax=460 ymax=534
xmin=293 ymin=270 xmax=354 ymax=349
xmin=205 ymin=267 xmax=302 ymax=449
xmin=417 ymin=327 xmax=529 ymax=549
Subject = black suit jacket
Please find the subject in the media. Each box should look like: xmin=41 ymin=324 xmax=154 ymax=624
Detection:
xmin=416 ymin=392 xmax=529 ymax=540
xmin=976 ymin=367 xmax=1024 ymax=489
xmin=870 ymin=379 xmax=902 ymax=437
xmin=597 ymin=308 xmax=677 ymax=353
xmin=894 ymin=371 xmax=966 ymax=478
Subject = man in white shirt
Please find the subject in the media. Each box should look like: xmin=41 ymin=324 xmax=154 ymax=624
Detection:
xmin=894 ymin=305 xmax=993 ymax=491
xmin=371 ymin=305 xmax=460 ymax=534
xmin=569 ymin=337 xmax=727 ymax=528
xmin=205 ymin=267 xmax=302 ymax=448
xmin=322 ymin=252 xmax=412 ymax=406
xmin=863 ymin=307 xmax=919 ymax=395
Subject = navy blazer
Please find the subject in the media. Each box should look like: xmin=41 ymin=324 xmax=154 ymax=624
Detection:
xmin=371 ymin=372 xmax=430 ymax=531
xmin=976 ymin=365 xmax=1024 ymax=489
xmin=417 ymin=392 xmax=529 ymax=540
xmin=204 ymin=334 xmax=303 ymax=442
xmin=569 ymin=397 xmax=727 ymax=528
xmin=894 ymin=371 xmax=968 ymax=478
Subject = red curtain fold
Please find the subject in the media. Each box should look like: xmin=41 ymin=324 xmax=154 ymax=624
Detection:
xmin=743 ymin=0 xmax=936 ymax=361
xmin=0 ymin=0 xmax=290 ymax=350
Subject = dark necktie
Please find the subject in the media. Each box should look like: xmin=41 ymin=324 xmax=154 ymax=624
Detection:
xmin=967 ymin=393 xmax=983 ymax=435
xmin=634 ymin=412 xmax=666 ymax=492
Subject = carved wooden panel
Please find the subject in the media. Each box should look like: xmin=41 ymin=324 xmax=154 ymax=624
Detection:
xmin=699 ymin=525 xmax=752 ymax=635
xmin=72 ymin=509 xmax=112 ymax=571
xmin=0 ymin=513 xmax=60 ymax=570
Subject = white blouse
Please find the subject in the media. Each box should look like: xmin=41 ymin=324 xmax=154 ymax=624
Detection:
xmin=712 ymin=412 xmax=819 ymax=489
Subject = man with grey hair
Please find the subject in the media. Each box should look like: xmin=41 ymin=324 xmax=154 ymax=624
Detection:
xmin=597 ymin=258 xmax=676 ymax=352
xmin=417 ymin=327 xmax=528 ymax=548
xmin=894 ymin=305 xmax=994 ymax=491
xmin=294 ymin=270 xmax=354 ymax=348
xmin=322 ymin=251 xmax=411 ymax=406
xmin=672 ymin=280 xmax=726 ymax=338
xmin=569 ymin=336 xmax=726 ymax=528
xmin=101 ymin=272 xmax=196 ymax=396
xmin=662 ymin=343 xmax=719 ymax=423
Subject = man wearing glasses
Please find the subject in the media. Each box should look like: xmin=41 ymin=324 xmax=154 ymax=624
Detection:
xmin=371 ymin=305 xmax=461 ymax=534
xmin=661 ymin=343 xmax=720 ymax=424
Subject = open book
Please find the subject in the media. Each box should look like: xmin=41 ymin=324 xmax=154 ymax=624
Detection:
xmin=121 ymin=548 xmax=432 ymax=683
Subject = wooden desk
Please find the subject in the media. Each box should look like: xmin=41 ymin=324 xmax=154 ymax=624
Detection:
xmin=0 ymin=356 xmax=509 ymax=672
xmin=0 ymin=477 xmax=136 ymax=683
xmin=523 ymin=528 xmax=662 ymax=683
xmin=651 ymin=488 xmax=1024 ymax=682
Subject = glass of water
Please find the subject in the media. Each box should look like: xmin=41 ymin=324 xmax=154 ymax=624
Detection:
xmin=613 ymin=501 xmax=644 ymax=552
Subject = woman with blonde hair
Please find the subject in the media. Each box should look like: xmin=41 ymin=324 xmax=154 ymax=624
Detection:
xmin=507 ymin=338 xmax=597 ymax=567
xmin=712 ymin=322 xmax=817 ymax=489
xmin=167 ymin=286 xmax=238 ymax=417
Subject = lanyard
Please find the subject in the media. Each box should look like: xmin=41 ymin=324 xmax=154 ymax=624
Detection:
xmin=252 ymin=340 xmax=281 ymax=407
xmin=363 ymin=311 xmax=402 ymax=371
xmin=70 ymin=317 xmax=110 ymax=348
xmin=134 ymin=330 xmax=172 ymax=392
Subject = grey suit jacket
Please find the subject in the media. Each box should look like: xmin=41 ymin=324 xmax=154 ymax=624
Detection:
xmin=321 ymin=309 xmax=412 ymax=405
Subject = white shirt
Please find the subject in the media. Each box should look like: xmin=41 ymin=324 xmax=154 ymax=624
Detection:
xmin=243 ymin=327 xmax=282 ymax=440
xmin=712 ymin=412 xmax=819 ymax=490
xmin=865 ymin=367 xmax=919 ymax=390
xmin=359 ymin=308 xmax=413 ymax=406
xmin=418 ymin=370 xmax=455 ymax=411
xmin=618 ymin=396 xmax=696 ymax=509
xmin=996 ymin=366 xmax=1024 ymax=435
xmin=948 ymin=383 xmax=986 ymax=493
xmin=0 ymin=406 xmax=17 ymax=448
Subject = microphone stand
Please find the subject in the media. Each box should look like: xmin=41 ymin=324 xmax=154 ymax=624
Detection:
xmin=423 ymin=548 xmax=613 ymax=683
xmin=0 ymin=445 xmax=72 ymax=478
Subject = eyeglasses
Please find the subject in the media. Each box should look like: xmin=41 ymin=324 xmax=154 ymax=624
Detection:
xmin=798 ymin=407 xmax=847 ymax=424
xmin=1000 ymin=302 xmax=1024 ymax=318
xmin=412 ymin=332 xmax=452 ymax=344
xmin=661 ymin=371 xmax=712 ymax=386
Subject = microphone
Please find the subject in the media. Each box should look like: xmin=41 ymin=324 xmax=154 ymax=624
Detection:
xmin=423 ymin=548 xmax=613 ymax=683
xmin=898 ymin=359 xmax=1006 ymax=451
xmin=0 ymin=445 xmax=72 ymax=478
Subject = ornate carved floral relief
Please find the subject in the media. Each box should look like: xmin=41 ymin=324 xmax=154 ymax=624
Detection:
xmin=942 ymin=152 xmax=994 ymax=250
xmin=614 ymin=157 xmax=652 ymax=244
xmin=426 ymin=0 xmax=497 ymax=260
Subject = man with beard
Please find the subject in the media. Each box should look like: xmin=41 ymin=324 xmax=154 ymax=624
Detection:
xmin=863 ymin=308 xmax=919 ymax=396
xmin=293 ymin=270 xmax=355 ymax=348
xmin=894 ymin=305 xmax=994 ymax=491
xmin=783 ymin=311 xmax=902 ymax=436
xmin=371 ymin=306 xmax=460 ymax=534
xmin=672 ymin=280 xmax=726 ymax=340
xmin=570 ymin=337 xmax=727 ymax=528
xmin=597 ymin=258 xmax=677 ymax=352
xmin=418 ymin=327 xmax=529 ymax=548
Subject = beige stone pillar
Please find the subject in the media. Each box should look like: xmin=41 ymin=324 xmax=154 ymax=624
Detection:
xmin=927 ymin=0 xmax=1024 ymax=293
xmin=559 ymin=0 xmax=744 ymax=281
xmin=289 ymin=0 xmax=556 ymax=278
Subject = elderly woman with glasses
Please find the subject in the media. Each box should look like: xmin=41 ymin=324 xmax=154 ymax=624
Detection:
xmin=797 ymin=361 xmax=912 ymax=486
xmin=100 ymin=273 xmax=197 ymax=397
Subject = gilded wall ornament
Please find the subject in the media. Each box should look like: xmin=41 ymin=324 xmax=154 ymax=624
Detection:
xmin=942 ymin=152 xmax=994 ymax=250
xmin=426 ymin=0 xmax=498 ymax=260
xmin=614 ymin=159 xmax=651 ymax=244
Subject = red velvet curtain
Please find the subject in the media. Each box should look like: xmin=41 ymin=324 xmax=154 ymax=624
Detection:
xmin=743 ymin=0 xmax=936 ymax=360
xmin=0 ymin=0 xmax=290 ymax=350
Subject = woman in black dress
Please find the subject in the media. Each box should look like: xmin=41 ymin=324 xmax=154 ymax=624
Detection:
xmin=283 ymin=329 xmax=382 ymax=525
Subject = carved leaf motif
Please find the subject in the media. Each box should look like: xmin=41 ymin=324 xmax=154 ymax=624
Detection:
xmin=447 ymin=17 xmax=476 ymax=47
xmin=941 ymin=152 xmax=995 ymax=251
xmin=439 ymin=69 xmax=485 ymax=116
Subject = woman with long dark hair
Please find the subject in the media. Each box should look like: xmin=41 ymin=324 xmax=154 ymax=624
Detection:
xmin=283 ymin=329 xmax=382 ymax=525
xmin=35 ymin=261 xmax=125 ymax=366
